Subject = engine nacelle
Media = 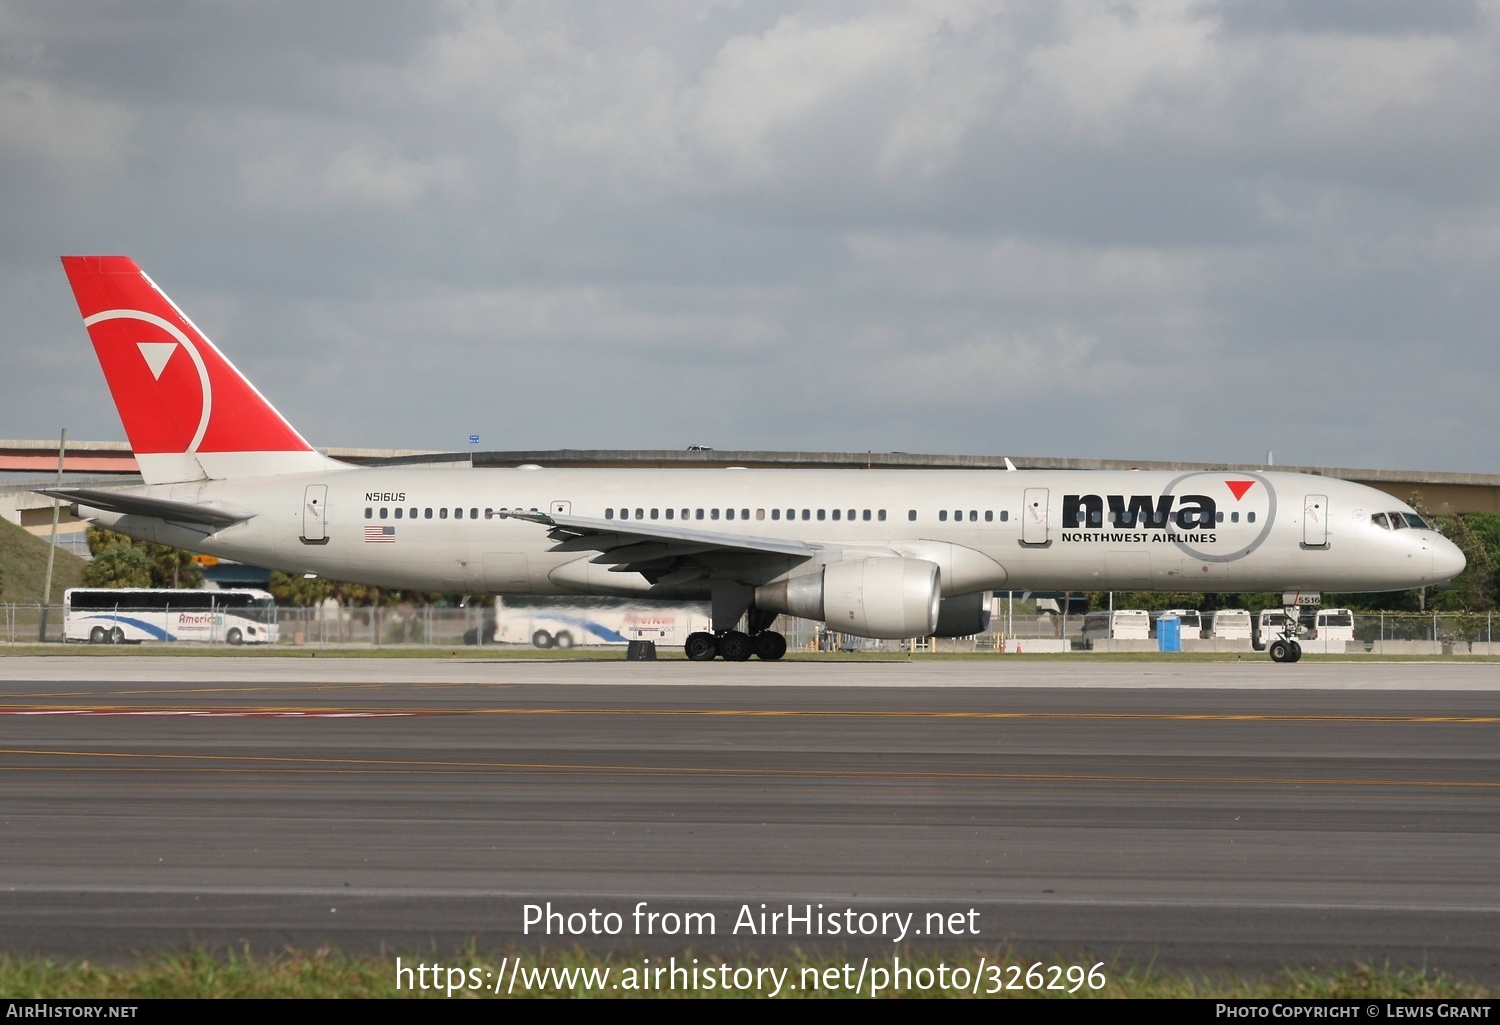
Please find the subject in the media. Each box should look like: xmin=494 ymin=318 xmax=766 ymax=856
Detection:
xmin=933 ymin=591 xmax=991 ymax=638
xmin=755 ymin=558 xmax=940 ymax=639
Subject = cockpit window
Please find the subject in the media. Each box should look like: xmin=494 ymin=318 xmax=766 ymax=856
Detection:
xmin=1402 ymin=513 xmax=1430 ymax=530
xmin=1389 ymin=512 xmax=1407 ymax=530
xmin=1371 ymin=513 xmax=1390 ymax=529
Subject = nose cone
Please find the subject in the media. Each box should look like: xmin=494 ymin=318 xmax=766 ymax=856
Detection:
xmin=1432 ymin=536 xmax=1467 ymax=584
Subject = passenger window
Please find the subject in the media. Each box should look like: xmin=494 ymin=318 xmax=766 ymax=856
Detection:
xmin=1216 ymin=511 xmax=1224 ymax=523
xmin=1000 ymin=510 xmax=1009 ymax=522
xmin=817 ymin=510 xmax=825 ymax=521
xmin=801 ymin=510 xmax=810 ymax=521
xmin=651 ymin=508 xmax=659 ymax=519
xmin=711 ymin=509 xmax=720 ymax=520
xmin=984 ymin=510 xmax=993 ymax=522
xmin=379 ymin=507 xmax=388 ymax=519
xmin=726 ymin=508 xmax=735 ymax=520
xmin=1247 ymin=512 xmax=1256 ymax=523
xmin=1231 ymin=511 xmax=1240 ymax=523
xmin=756 ymin=509 xmax=765 ymax=520
xmin=364 ymin=507 xmax=372 ymax=519
xmin=454 ymin=508 xmax=463 ymax=519
xmin=635 ymin=508 xmax=644 ymax=519
xmin=969 ymin=510 xmax=977 ymax=522
xmin=665 ymin=509 xmax=674 ymax=520
xmin=862 ymin=509 xmax=871 ymax=521
xmin=696 ymin=509 xmax=704 ymax=520
xmin=742 ymin=509 xmax=750 ymax=520
xmin=771 ymin=509 xmax=780 ymax=521
xmin=424 ymin=508 xmax=433 ymax=519
xmin=440 ymin=508 xmax=448 ymax=519
xmin=394 ymin=508 xmax=403 ymax=519
xmin=471 ymin=508 xmax=478 ymax=519
xmin=908 ymin=510 xmax=916 ymax=521
xmin=832 ymin=509 xmax=840 ymax=521
xmin=606 ymin=508 xmax=614 ymax=519
xmin=878 ymin=510 xmax=887 ymax=521
xmin=847 ymin=509 xmax=855 ymax=520
xmin=939 ymin=510 xmax=948 ymax=522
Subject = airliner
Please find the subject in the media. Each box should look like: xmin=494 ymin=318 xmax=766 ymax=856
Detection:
xmin=37 ymin=256 xmax=1465 ymax=663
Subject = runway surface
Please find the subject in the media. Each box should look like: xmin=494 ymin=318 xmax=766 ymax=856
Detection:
xmin=0 ymin=656 xmax=1496 ymax=982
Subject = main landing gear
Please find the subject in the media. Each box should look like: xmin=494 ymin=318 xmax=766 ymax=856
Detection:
xmin=683 ymin=629 xmax=788 ymax=662
xmin=686 ymin=588 xmax=787 ymax=661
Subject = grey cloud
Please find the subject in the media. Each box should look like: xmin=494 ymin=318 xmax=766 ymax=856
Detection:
xmin=0 ymin=0 xmax=1497 ymax=474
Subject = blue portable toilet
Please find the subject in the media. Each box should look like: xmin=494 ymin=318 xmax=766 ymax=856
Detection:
xmin=1157 ymin=615 xmax=1182 ymax=652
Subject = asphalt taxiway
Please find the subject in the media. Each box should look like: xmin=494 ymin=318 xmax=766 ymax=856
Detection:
xmin=0 ymin=656 xmax=1496 ymax=981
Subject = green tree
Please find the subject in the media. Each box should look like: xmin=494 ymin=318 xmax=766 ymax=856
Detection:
xmin=81 ymin=541 xmax=152 ymax=588
xmin=1429 ymin=512 xmax=1496 ymax=613
xmin=82 ymin=528 xmax=203 ymax=589
xmin=268 ymin=571 xmax=335 ymax=607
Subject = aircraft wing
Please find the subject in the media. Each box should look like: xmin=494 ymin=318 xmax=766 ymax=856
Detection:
xmin=499 ymin=510 xmax=822 ymax=561
xmin=34 ymin=488 xmax=253 ymax=527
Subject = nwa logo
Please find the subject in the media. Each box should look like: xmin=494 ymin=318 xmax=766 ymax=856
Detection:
xmin=1063 ymin=493 xmax=1217 ymax=531
xmin=1056 ymin=472 xmax=1277 ymax=563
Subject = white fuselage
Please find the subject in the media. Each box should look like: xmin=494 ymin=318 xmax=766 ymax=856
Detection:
xmin=85 ymin=465 xmax=1463 ymax=600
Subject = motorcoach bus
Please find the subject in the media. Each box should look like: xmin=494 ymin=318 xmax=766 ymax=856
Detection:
xmin=64 ymin=588 xmax=279 ymax=645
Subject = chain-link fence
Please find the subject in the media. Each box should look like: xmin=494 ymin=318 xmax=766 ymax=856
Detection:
xmin=2 ymin=601 xmax=1496 ymax=654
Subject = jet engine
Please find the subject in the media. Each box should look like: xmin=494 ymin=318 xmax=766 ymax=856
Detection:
xmin=933 ymin=591 xmax=992 ymax=638
xmin=755 ymin=558 xmax=940 ymax=639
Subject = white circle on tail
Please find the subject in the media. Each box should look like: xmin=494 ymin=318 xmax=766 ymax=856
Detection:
xmin=83 ymin=309 xmax=213 ymax=454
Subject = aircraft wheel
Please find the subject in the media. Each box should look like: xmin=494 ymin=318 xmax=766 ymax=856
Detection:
xmin=1288 ymin=640 xmax=1303 ymax=663
xmin=753 ymin=631 xmax=788 ymax=661
xmin=531 ymin=629 xmax=554 ymax=649
xmin=718 ymin=630 xmax=753 ymax=662
xmin=226 ymin=628 xmax=244 ymax=645
xmin=1269 ymin=639 xmax=1293 ymax=663
xmin=109 ymin=626 xmax=125 ymax=645
xmin=684 ymin=631 xmax=718 ymax=661
xmin=89 ymin=626 xmax=107 ymax=645
xmin=553 ymin=631 xmax=575 ymax=650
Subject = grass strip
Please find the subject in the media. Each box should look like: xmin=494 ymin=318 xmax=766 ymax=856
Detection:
xmin=0 ymin=947 xmax=1489 ymax=999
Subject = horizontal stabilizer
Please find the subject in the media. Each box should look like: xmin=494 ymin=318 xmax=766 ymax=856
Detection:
xmin=34 ymin=488 xmax=253 ymax=527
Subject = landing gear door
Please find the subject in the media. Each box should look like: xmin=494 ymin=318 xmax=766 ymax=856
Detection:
xmin=1022 ymin=488 xmax=1050 ymax=545
xmin=1303 ymin=494 xmax=1328 ymax=547
xmin=302 ymin=484 xmax=329 ymax=545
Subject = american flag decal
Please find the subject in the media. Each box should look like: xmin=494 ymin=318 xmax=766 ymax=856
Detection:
xmin=364 ymin=525 xmax=396 ymax=543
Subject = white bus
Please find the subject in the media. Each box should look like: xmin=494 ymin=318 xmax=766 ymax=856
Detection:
xmin=482 ymin=597 xmax=713 ymax=649
xmin=64 ymin=588 xmax=279 ymax=645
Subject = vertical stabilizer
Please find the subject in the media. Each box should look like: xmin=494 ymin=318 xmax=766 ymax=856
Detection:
xmin=61 ymin=256 xmax=336 ymax=484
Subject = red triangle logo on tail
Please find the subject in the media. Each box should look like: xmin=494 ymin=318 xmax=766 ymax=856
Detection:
xmin=1225 ymin=480 xmax=1255 ymax=501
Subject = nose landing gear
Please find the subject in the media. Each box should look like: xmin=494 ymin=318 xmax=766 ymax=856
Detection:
xmin=1267 ymin=592 xmax=1316 ymax=663
xmin=1268 ymin=637 xmax=1302 ymax=663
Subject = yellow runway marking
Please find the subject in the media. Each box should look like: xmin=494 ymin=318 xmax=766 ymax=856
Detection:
xmin=0 ymin=747 xmax=1494 ymax=789
xmin=0 ymin=704 xmax=1497 ymax=723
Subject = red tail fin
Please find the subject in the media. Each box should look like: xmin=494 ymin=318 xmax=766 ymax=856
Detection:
xmin=61 ymin=256 xmax=332 ymax=483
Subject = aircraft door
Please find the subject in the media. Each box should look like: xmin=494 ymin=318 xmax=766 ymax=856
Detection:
xmin=301 ymin=484 xmax=329 ymax=545
xmin=1022 ymin=488 xmax=1050 ymax=545
xmin=1303 ymin=494 xmax=1328 ymax=547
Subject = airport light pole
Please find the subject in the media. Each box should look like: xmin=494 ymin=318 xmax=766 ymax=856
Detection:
xmin=38 ymin=428 xmax=66 ymax=642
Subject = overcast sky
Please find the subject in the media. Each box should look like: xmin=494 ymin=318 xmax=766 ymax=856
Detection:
xmin=2 ymin=0 xmax=1497 ymax=472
